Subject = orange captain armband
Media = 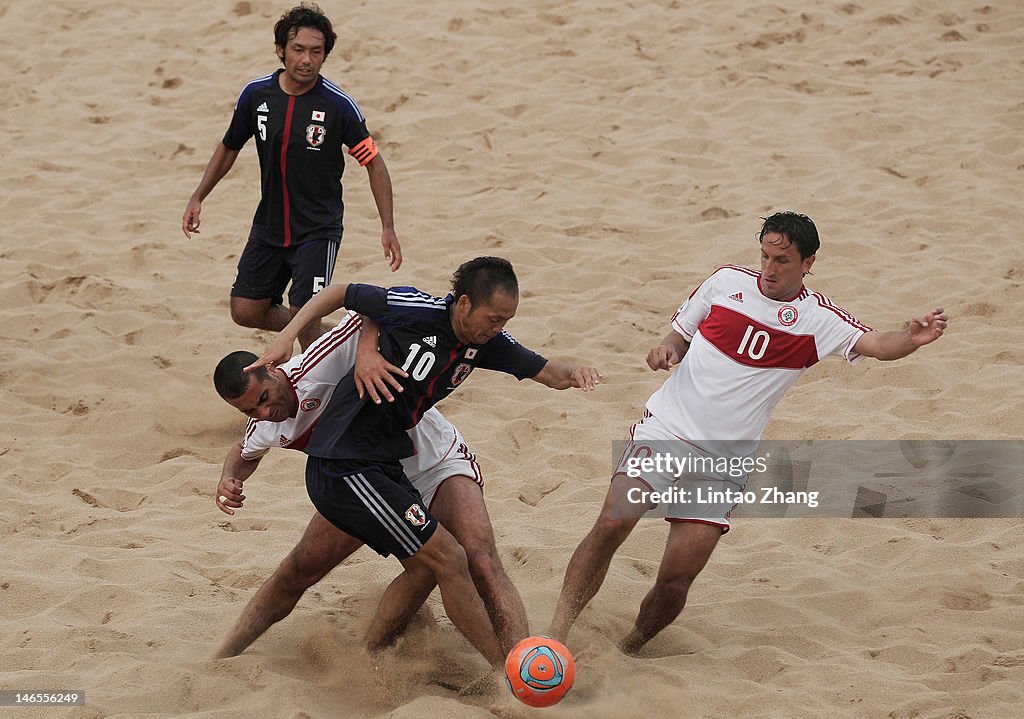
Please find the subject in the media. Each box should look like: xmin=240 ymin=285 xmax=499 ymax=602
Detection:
xmin=348 ymin=136 xmax=378 ymax=166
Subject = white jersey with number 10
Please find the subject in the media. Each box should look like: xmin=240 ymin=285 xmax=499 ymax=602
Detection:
xmin=645 ymin=265 xmax=872 ymax=455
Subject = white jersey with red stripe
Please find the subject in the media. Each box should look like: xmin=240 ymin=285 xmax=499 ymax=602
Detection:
xmin=240 ymin=311 xmax=463 ymax=475
xmin=645 ymin=265 xmax=872 ymax=455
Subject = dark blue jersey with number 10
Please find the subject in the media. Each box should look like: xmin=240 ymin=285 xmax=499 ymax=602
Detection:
xmin=305 ymin=284 xmax=548 ymax=462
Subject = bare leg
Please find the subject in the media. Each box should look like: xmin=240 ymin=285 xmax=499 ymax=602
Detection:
xmin=365 ymin=564 xmax=437 ymax=651
xmin=548 ymin=475 xmax=647 ymax=643
xmin=213 ymin=513 xmax=361 ymax=658
xmin=619 ymin=521 xmax=721 ymax=655
xmin=430 ymin=476 xmax=528 ymax=654
xmin=230 ymin=296 xmax=291 ymax=332
xmin=403 ymin=526 xmax=504 ymax=668
xmin=289 ymin=305 xmax=329 ymax=351
xmin=228 ymin=297 xmax=325 ymax=351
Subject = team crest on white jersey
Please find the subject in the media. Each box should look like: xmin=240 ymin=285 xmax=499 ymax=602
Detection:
xmin=778 ymin=305 xmax=799 ymax=326
xmin=300 ymin=398 xmax=321 ymax=411
xmin=405 ymin=503 xmax=427 ymax=527
xmin=306 ymin=124 xmax=326 ymax=147
xmin=451 ymin=362 xmax=473 ymax=387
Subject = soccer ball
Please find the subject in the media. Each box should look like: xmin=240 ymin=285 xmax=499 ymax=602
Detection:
xmin=504 ymin=635 xmax=575 ymax=708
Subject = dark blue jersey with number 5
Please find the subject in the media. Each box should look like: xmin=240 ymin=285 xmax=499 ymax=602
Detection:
xmin=222 ymin=70 xmax=378 ymax=248
xmin=305 ymin=284 xmax=548 ymax=461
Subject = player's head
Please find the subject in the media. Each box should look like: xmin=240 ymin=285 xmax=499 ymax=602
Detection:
xmin=450 ymin=256 xmax=520 ymax=344
xmin=214 ymin=351 xmax=297 ymax=422
xmin=757 ymin=212 xmax=818 ymax=300
xmin=758 ymin=212 xmax=820 ymax=259
xmin=274 ymin=4 xmax=336 ymax=81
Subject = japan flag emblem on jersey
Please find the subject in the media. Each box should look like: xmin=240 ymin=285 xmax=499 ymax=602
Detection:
xmin=451 ymin=362 xmax=473 ymax=387
xmin=306 ymin=124 xmax=326 ymax=147
xmin=778 ymin=305 xmax=799 ymax=326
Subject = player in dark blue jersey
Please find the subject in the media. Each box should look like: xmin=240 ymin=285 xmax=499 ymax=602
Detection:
xmin=246 ymin=256 xmax=601 ymax=665
xmin=182 ymin=4 xmax=401 ymax=351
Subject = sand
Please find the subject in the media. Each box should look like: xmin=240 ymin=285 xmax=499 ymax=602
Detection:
xmin=1 ymin=0 xmax=1022 ymax=717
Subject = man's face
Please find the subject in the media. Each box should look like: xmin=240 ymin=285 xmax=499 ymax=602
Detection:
xmin=759 ymin=232 xmax=815 ymax=300
xmin=225 ymin=369 xmax=296 ymax=423
xmin=451 ymin=290 xmax=519 ymax=344
xmin=276 ymin=26 xmax=326 ymax=89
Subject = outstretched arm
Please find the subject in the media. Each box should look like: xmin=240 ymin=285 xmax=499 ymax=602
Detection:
xmin=244 ymin=284 xmax=351 ymax=370
xmin=531 ymin=360 xmax=603 ymax=391
xmin=182 ymin=142 xmax=240 ymax=238
xmin=216 ymin=441 xmax=262 ymax=515
xmin=647 ymin=331 xmax=690 ymax=371
xmin=365 ymin=154 xmax=401 ymax=271
xmin=853 ymin=307 xmax=948 ymax=361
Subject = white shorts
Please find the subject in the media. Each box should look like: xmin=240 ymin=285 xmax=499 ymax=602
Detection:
xmin=403 ymin=411 xmax=483 ymax=508
xmin=614 ymin=412 xmax=746 ymax=532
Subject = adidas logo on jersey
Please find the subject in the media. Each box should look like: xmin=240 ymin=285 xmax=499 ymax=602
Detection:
xmin=257 ymin=102 xmax=269 ymax=112
xmin=729 ymin=292 xmax=743 ymax=302
xmin=422 ymin=336 xmax=437 ymax=348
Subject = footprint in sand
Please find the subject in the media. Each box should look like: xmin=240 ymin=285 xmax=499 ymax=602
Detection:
xmin=72 ymin=487 xmax=147 ymax=512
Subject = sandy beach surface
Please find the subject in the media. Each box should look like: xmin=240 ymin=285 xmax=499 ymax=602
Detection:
xmin=1 ymin=0 xmax=1022 ymax=716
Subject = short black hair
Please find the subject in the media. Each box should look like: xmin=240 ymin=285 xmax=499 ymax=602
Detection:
xmin=450 ymin=257 xmax=519 ymax=306
xmin=274 ymin=3 xmax=337 ymax=59
xmin=758 ymin=212 xmax=820 ymax=259
xmin=214 ymin=351 xmax=266 ymax=400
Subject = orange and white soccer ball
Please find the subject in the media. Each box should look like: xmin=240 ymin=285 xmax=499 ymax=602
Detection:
xmin=504 ymin=635 xmax=576 ymax=708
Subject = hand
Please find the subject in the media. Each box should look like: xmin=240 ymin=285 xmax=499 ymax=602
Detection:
xmin=647 ymin=344 xmax=680 ymax=371
xmin=570 ymin=366 xmax=603 ymax=391
xmin=907 ymin=307 xmax=948 ymax=347
xmin=382 ymin=228 xmax=402 ymax=272
xmin=243 ymin=335 xmax=295 ymax=373
xmin=182 ymin=197 xmax=202 ymax=238
xmin=216 ymin=476 xmax=245 ymax=516
xmin=355 ymin=345 xmax=407 ymax=404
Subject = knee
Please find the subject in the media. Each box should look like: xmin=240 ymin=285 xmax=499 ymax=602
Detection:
xmin=229 ymin=302 xmax=257 ymax=328
xmin=405 ymin=561 xmax=438 ymax=588
xmin=592 ymin=514 xmax=635 ymax=547
xmin=419 ymin=530 xmax=469 ymax=579
xmin=465 ymin=545 xmax=504 ymax=589
xmin=274 ymin=555 xmax=324 ymax=594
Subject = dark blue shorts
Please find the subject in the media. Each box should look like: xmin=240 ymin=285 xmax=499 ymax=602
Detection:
xmin=305 ymin=457 xmax=438 ymax=559
xmin=231 ymin=229 xmax=340 ymax=308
